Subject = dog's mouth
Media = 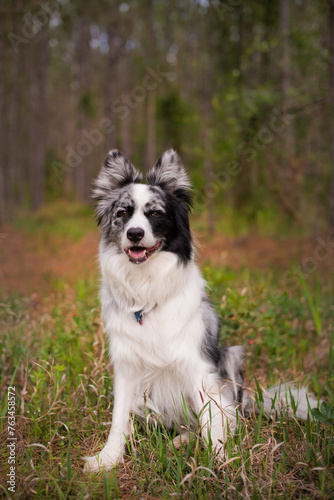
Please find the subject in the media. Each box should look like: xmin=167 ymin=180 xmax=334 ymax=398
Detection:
xmin=125 ymin=241 xmax=161 ymax=264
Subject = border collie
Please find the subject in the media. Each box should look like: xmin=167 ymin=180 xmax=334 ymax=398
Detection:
xmin=84 ymin=149 xmax=319 ymax=471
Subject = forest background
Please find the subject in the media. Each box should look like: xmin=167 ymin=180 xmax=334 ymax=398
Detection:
xmin=1 ymin=0 xmax=334 ymax=237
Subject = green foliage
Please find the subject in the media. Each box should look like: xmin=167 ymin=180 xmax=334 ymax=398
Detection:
xmin=45 ymin=147 xmax=65 ymax=200
xmin=78 ymin=91 xmax=96 ymax=119
xmin=3 ymin=0 xmax=333 ymax=236
xmin=156 ymin=87 xmax=190 ymax=153
xmin=12 ymin=201 xmax=95 ymax=243
xmin=202 ymin=266 xmax=322 ymax=378
xmin=297 ymin=269 xmax=322 ymax=335
xmin=311 ymin=402 xmax=334 ymax=426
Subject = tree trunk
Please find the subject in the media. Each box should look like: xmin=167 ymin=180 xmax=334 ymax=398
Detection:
xmin=202 ymin=99 xmax=215 ymax=235
xmin=27 ymin=25 xmax=50 ymax=210
xmin=120 ymin=58 xmax=132 ymax=157
xmin=144 ymin=0 xmax=156 ymax=168
xmin=200 ymin=12 xmax=215 ymax=235
xmin=7 ymin=25 xmax=20 ymax=210
xmin=106 ymin=0 xmax=123 ymax=151
xmin=203 ymin=135 xmax=215 ymax=235
xmin=276 ymin=0 xmax=302 ymax=219
xmin=145 ymin=91 xmax=156 ymax=168
xmin=107 ymin=22 xmax=118 ymax=149
xmin=75 ymin=13 xmax=93 ymax=203
xmin=0 ymin=16 xmax=5 ymax=226
xmin=329 ymin=0 xmax=334 ymax=228
xmin=16 ymin=46 xmax=28 ymax=205
xmin=280 ymin=0 xmax=294 ymax=156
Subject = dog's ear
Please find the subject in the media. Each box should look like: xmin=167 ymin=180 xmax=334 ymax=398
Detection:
xmin=147 ymin=149 xmax=192 ymax=208
xmin=94 ymin=149 xmax=142 ymax=193
xmin=92 ymin=149 xmax=142 ymax=226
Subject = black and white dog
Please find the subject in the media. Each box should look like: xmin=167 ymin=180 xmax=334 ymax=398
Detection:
xmin=84 ymin=149 xmax=318 ymax=471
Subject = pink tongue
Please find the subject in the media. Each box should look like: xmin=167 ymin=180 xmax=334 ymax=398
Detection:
xmin=131 ymin=248 xmax=146 ymax=258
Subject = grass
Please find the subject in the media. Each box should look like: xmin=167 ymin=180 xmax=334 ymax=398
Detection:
xmin=12 ymin=202 xmax=96 ymax=243
xmin=1 ymin=267 xmax=333 ymax=499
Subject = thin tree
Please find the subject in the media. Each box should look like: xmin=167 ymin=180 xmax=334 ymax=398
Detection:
xmin=329 ymin=0 xmax=334 ymax=228
xmin=120 ymin=57 xmax=132 ymax=157
xmin=107 ymin=0 xmax=123 ymax=149
xmin=27 ymin=24 xmax=50 ymax=210
xmin=7 ymin=13 xmax=20 ymax=212
xmin=75 ymin=10 xmax=93 ymax=203
xmin=280 ymin=0 xmax=294 ymax=156
xmin=275 ymin=0 xmax=303 ymax=220
xmin=202 ymin=100 xmax=215 ymax=235
xmin=0 ymin=15 xmax=5 ymax=226
xmin=144 ymin=0 xmax=156 ymax=169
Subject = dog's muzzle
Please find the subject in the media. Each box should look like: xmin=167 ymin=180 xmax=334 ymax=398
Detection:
xmin=124 ymin=241 xmax=161 ymax=264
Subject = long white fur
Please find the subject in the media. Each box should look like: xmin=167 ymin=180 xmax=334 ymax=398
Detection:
xmin=85 ymin=245 xmax=228 ymax=470
xmin=263 ymin=384 xmax=321 ymax=420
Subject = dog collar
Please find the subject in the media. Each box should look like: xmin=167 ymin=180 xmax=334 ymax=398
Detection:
xmin=134 ymin=311 xmax=143 ymax=325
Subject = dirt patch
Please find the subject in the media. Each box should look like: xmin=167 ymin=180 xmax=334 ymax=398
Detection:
xmin=197 ymin=231 xmax=333 ymax=269
xmin=0 ymin=227 xmax=99 ymax=295
xmin=0 ymin=225 xmax=333 ymax=296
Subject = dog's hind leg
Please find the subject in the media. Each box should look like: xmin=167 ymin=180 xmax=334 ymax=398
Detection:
xmin=172 ymin=432 xmax=192 ymax=449
xmin=195 ymin=374 xmax=237 ymax=461
xmin=84 ymin=369 xmax=135 ymax=472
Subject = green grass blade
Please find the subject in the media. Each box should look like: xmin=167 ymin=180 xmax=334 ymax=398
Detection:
xmin=66 ymin=435 xmax=71 ymax=482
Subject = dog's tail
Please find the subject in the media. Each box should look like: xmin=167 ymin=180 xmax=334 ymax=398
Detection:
xmin=243 ymin=382 xmax=322 ymax=421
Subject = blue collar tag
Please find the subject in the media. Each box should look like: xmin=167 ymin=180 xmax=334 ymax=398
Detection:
xmin=134 ymin=311 xmax=143 ymax=325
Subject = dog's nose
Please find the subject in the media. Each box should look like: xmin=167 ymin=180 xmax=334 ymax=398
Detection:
xmin=127 ymin=227 xmax=145 ymax=243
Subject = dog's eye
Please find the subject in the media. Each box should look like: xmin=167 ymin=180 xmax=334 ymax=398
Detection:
xmin=116 ymin=209 xmax=127 ymax=218
xmin=149 ymin=211 xmax=162 ymax=218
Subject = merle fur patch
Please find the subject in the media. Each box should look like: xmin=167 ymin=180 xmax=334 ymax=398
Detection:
xmin=147 ymin=149 xmax=192 ymax=210
xmin=92 ymin=150 xmax=142 ymax=227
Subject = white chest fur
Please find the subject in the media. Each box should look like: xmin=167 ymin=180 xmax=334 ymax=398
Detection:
xmin=99 ymin=248 xmax=212 ymax=421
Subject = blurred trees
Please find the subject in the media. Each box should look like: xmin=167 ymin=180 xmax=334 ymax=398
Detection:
xmin=0 ymin=0 xmax=334 ymax=234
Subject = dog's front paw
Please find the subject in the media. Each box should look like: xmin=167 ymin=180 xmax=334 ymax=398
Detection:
xmin=83 ymin=446 xmax=123 ymax=472
xmin=212 ymin=442 xmax=228 ymax=463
